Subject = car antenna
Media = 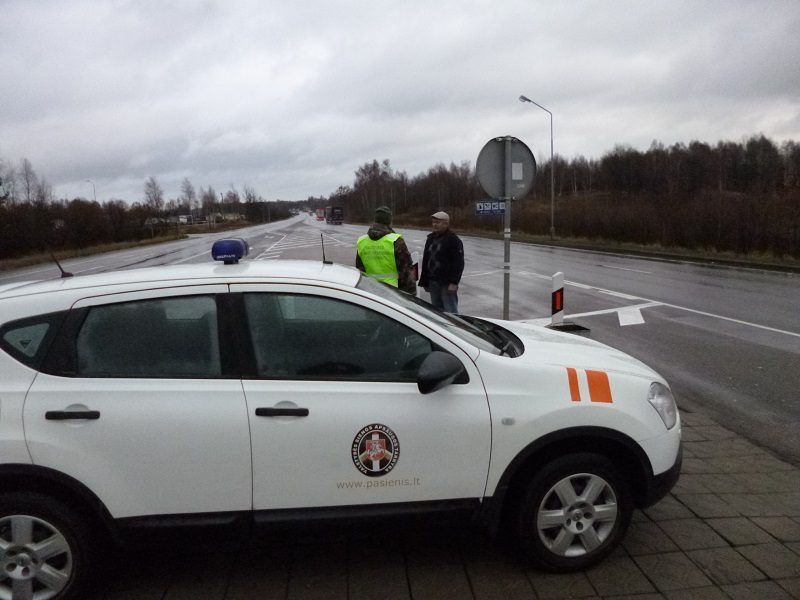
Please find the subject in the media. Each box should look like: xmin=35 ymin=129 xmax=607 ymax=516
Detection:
xmin=320 ymin=234 xmax=333 ymax=265
xmin=51 ymin=253 xmax=74 ymax=278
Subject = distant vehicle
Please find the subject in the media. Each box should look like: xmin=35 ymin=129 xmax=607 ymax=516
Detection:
xmin=325 ymin=206 xmax=343 ymax=225
xmin=0 ymin=239 xmax=681 ymax=597
xmin=315 ymin=208 xmax=325 ymax=221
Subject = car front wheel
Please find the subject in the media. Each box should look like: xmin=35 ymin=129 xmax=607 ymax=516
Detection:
xmin=515 ymin=453 xmax=633 ymax=572
xmin=0 ymin=492 xmax=97 ymax=600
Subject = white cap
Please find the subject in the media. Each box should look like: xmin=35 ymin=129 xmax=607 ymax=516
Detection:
xmin=431 ymin=211 xmax=450 ymax=221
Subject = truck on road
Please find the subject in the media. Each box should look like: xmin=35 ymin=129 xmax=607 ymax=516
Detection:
xmin=325 ymin=206 xmax=343 ymax=225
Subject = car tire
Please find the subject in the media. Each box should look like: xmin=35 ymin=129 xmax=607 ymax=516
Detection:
xmin=514 ymin=452 xmax=633 ymax=572
xmin=0 ymin=492 xmax=98 ymax=600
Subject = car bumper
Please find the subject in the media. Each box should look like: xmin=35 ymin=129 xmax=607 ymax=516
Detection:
xmin=639 ymin=443 xmax=682 ymax=508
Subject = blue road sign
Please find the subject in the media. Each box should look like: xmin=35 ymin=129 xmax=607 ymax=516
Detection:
xmin=475 ymin=200 xmax=506 ymax=215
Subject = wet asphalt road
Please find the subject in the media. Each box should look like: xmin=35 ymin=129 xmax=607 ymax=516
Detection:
xmin=2 ymin=215 xmax=799 ymax=463
xmin=3 ymin=215 xmax=800 ymax=599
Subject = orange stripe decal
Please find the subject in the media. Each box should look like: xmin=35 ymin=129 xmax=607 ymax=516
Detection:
xmin=586 ymin=370 xmax=613 ymax=403
xmin=566 ymin=367 xmax=581 ymax=402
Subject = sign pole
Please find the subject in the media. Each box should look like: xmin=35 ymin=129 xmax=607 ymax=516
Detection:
xmin=476 ymin=135 xmax=535 ymax=322
xmin=503 ymin=137 xmax=512 ymax=320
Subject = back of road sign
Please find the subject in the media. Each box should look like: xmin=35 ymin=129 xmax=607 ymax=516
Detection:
xmin=476 ymin=136 xmax=536 ymax=199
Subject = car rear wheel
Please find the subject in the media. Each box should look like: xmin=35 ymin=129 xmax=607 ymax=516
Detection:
xmin=515 ymin=453 xmax=633 ymax=572
xmin=0 ymin=492 xmax=97 ymax=600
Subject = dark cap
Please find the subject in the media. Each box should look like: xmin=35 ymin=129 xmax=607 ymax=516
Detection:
xmin=375 ymin=206 xmax=392 ymax=225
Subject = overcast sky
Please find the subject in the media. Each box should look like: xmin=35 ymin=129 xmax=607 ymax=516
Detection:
xmin=2 ymin=0 xmax=799 ymax=204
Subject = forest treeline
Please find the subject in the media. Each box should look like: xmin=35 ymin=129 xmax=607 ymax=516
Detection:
xmin=312 ymin=135 xmax=800 ymax=259
xmin=2 ymin=134 xmax=799 ymax=261
xmin=0 ymin=165 xmax=293 ymax=260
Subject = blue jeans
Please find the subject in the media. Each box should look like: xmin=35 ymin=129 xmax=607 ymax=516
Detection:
xmin=428 ymin=280 xmax=459 ymax=313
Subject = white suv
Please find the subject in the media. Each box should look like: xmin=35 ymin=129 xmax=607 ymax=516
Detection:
xmin=0 ymin=241 xmax=681 ymax=599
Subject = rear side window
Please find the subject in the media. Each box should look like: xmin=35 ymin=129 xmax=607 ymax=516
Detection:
xmin=0 ymin=311 xmax=66 ymax=369
xmin=75 ymin=296 xmax=221 ymax=378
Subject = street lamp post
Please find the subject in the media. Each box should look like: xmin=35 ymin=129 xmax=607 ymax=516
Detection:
xmin=518 ymin=95 xmax=555 ymax=239
xmin=85 ymin=179 xmax=97 ymax=203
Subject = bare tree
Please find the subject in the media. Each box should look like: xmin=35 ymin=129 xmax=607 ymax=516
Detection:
xmin=200 ymin=186 xmax=217 ymax=221
xmin=20 ymin=158 xmax=38 ymax=204
xmin=180 ymin=177 xmax=196 ymax=211
xmin=0 ymin=157 xmax=15 ymax=203
xmin=243 ymin=184 xmax=258 ymax=203
xmin=783 ymin=141 xmax=800 ymax=188
xmin=224 ymin=186 xmax=240 ymax=205
xmin=33 ymin=178 xmax=53 ymax=206
xmin=143 ymin=176 xmax=164 ymax=211
xmin=224 ymin=186 xmax=240 ymax=219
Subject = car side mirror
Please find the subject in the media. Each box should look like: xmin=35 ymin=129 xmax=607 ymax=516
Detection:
xmin=417 ymin=351 xmax=466 ymax=394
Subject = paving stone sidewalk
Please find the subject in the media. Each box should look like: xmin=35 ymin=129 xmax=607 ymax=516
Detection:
xmin=100 ymin=410 xmax=800 ymax=599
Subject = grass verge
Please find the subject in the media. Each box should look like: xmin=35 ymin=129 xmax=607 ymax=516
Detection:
xmin=0 ymin=220 xmax=256 ymax=272
xmin=0 ymin=235 xmax=187 ymax=272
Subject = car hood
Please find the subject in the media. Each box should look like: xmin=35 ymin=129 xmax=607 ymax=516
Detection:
xmin=483 ymin=318 xmax=663 ymax=381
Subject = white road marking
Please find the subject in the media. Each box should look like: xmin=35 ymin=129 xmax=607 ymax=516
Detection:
xmin=618 ymin=307 xmax=646 ymax=326
xmin=271 ymin=241 xmax=328 ymax=249
xmin=263 ymin=233 xmax=288 ymax=252
xmin=599 ymin=289 xmax=644 ymax=301
xmin=569 ymin=282 xmax=596 ymax=290
xmin=462 ymin=270 xmax=502 ymax=278
xmin=521 ymin=302 xmax=655 ymax=327
xmin=521 ymin=280 xmax=800 ymax=338
xmin=555 ymin=301 xmax=662 ymax=320
xmin=174 ymin=249 xmax=212 ymax=264
xmin=659 ymin=301 xmax=800 ymax=338
xmin=569 ymin=280 xmax=800 ymax=337
xmin=599 ymin=264 xmax=652 ymax=274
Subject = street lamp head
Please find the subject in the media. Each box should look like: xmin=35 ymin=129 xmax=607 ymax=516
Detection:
xmin=85 ymin=179 xmax=97 ymax=202
xmin=517 ymin=94 xmax=555 ymax=240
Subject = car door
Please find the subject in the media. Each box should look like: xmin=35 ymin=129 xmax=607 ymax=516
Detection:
xmin=23 ymin=286 xmax=253 ymax=519
xmin=231 ymin=284 xmax=491 ymax=511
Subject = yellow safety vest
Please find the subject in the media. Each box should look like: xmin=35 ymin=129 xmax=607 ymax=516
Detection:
xmin=357 ymin=233 xmax=401 ymax=287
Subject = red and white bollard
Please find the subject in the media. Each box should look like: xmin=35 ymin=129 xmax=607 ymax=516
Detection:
xmin=546 ymin=272 xmax=590 ymax=337
xmin=551 ymin=271 xmax=564 ymax=326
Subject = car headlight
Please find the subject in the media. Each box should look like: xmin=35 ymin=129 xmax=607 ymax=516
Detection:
xmin=647 ymin=382 xmax=677 ymax=429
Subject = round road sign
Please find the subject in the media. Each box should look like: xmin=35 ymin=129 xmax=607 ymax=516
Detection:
xmin=476 ymin=136 xmax=536 ymax=199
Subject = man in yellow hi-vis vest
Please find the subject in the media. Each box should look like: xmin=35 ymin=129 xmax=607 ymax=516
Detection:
xmin=356 ymin=206 xmax=417 ymax=294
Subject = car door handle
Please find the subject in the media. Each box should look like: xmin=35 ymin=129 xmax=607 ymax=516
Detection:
xmin=255 ymin=407 xmax=309 ymax=417
xmin=45 ymin=410 xmax=101 ymax=421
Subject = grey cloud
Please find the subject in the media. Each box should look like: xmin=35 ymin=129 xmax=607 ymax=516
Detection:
xmin=1 ymin=0 xmax=798 ymax=202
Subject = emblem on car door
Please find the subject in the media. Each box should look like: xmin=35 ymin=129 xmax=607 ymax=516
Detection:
xmin=352 ymin=424 xmax=400 ymax=477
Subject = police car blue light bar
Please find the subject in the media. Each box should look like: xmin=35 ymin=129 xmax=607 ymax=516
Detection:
xmin=211 ymin=238 xmax=249 ymax=264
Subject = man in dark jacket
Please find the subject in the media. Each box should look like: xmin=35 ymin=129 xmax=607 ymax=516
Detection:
xmin=356 ymin=206 xmax=417 ymax=295
xmin=418 ymin=211 xmax=464 ymax=313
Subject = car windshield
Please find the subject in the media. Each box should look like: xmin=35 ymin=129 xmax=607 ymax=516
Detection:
xmin=356 ymin=276 xmax=502 ymax=355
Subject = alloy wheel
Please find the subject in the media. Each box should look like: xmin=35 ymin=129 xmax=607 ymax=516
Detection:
xmin=0 ymin=514 xmax=73 ymax=600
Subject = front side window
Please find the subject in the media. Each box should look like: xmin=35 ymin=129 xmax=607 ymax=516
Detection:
xmin=356 ymin=275 xmax=503 ymax=354
xmin=243 ymin=293 xmax=434 ymax=381
xmin=76 ymin=296 xmax=220 ymax=378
